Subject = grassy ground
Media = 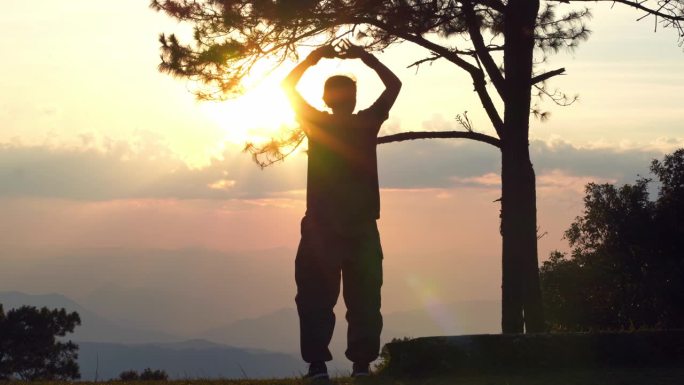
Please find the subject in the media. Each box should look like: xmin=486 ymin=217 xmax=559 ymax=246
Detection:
xmin=22 ymin=367 xmax=684 ymax=385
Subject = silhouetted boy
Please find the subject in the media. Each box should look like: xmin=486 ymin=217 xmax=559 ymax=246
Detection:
xmin=282 ymin=41 xmax=401 ymax=380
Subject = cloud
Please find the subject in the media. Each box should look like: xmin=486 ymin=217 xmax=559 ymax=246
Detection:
xmin=0 ymin=136 xmax=676 ymax=200
xmin=378 ymin=138 xmax=501 ymax=188
xmin=0 ymin=142 xmax=306 ymax=200
xmin=529 ymin=139 xmax=658 ymax=182
xmin=450 ymin=173 xmax=501 ymax=188
xmin=378 ymin=137 xmax=667 ymax=189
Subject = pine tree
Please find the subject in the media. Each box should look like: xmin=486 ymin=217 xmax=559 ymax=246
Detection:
xmin=151 ymin=0 xmax=684 ymax=332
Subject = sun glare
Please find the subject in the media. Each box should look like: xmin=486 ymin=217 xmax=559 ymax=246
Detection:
xmin=200 ymin=82 xmax=297 ymax=146
xmin=200 ymin=53 xmax=357 ymax=152
xmin=200 ymin=56 xmax=329 ymax=149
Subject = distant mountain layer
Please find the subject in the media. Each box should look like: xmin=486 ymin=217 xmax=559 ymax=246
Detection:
xmin=202 ymin=307 xmax=301 ymax=354
xmin=199 ymin=300 xmax=501 ymax=371
xmin=0 ymin=291 xmax=182 ymax=343
xmin=201 ymin=300 xmax=501 ymax=352
xmin=1 ymin=290 xmax=500 ymax=378
xmin=1 ymin=291 xmax=301 ymax=379
xmin=77 ymin=340 xmax=302 ymax=380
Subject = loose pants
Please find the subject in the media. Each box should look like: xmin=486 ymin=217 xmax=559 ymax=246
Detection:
xmin=295 ymin=215 xmax=383 ymax=364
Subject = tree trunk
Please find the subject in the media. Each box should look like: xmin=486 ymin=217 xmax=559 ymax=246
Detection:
xmin=501 ymin=0 xmax=545 ymax=333
xmin=500 ymin=138 xmax=544 ymax=333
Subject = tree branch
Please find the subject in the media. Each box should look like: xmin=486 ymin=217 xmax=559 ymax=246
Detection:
xmin=407 ymin=48 xmax=504 ymax=71
xmin=557 ymin=0 xmax=684 ymax=22
xmin=354 ymin=17 xmax=481 ymax=73
xmin=352 ymin=17 xmax=505 ymax=138
xmin=531 ymin=67 xmax=566 ymax=84
xmin=472 ymin=72 xmax=505 ymax=138
xmin=464 ymin=1 xmax=507 ymax=98
xmin=378 ymin=130 xmax=501 ymax=148
xmin=407 ymin=54 xmax=442 ymax=70
xmin=353 ymin=18 xmax=505 ymax=137
xmin=475 ymin=0 xmax=507 ymax=13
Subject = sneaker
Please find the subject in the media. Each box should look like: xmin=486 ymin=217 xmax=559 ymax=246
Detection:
xmin=351 ymin=362 xmax=371 ymax=377
xmin=305 ymin=361 xmax=329 ymax=381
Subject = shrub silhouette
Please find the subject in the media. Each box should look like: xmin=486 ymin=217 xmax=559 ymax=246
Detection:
xmin=541 ymin=149 xmax=684 ymax=331
xmin=119 ymin=368 xmax=168 ymax=381
xmin=140 ymin=368 xmax=169 ymax=381
xmin=0 ymin=304 xmax=81 ymax=380
xmin=118 ymin=370 xmax=140 ymax=381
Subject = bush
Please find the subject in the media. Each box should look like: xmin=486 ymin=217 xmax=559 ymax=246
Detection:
xmin=140 ymin=368 xmax=168 ymax=381
xmin=541 ymin=149 xmax=684 ymax=331
xmin=119 ymin=368 xmax=168 ymax=381
xmin=118 ymin=370 xmax=139 ymax=381
xmin=0 ymin=304 xmax=81 ymax=380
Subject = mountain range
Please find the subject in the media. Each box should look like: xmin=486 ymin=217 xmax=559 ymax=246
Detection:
xmin=77 ymin=340 xmax=302 ymax=380
xmin=0 ymin=291 xmax=180 ymax=343
xmin=1 ymin=291 xmax=499 ymax=379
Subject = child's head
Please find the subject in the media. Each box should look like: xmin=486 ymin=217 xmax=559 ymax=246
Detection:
xmin=323 ymin=75 xmax=357 ymax=114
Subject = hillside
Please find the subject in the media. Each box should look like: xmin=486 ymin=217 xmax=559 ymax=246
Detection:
xmin=200 ymin=300 xmax=500 ymax=353
xmin=77 ymin=341 xmax=301 ymax=380
xmin=1 ymin=291 xmax=497 ymax=379
xmin=0 ymin=291 xmax=181 ymax=343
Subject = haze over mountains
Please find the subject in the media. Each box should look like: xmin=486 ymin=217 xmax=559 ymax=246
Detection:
xmin=0 ymin=246 xmax=503 ymax=334
xmin=0 ymin=291 xmax=179 ymax=343
xmin=201 ymin=302 xmax=500 ymax=354
xmin=1 ymin=241 xmax=502 ymax=378
xmin=1 ymin=291 xmax=498 ymax=379
xmin=0 ymin=247 xmax=299 ymax=336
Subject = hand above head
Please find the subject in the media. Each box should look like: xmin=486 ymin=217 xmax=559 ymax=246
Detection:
xmin=336 ymin=39 xmax=370 ymax=60
xmin=307 ymin=45 xmax=337 ymax=63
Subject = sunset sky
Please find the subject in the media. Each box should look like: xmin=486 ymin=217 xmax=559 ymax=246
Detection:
xmin=1 ymin=1 xmax=682 ymax=336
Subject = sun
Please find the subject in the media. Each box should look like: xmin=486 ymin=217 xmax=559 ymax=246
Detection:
xmin=199 ymin=82 xmax=296 ymax=145
xmin=200 ymin=59 xmax=331 ymax=148
xmin=198 ymin=54 xmax=357 ymax=155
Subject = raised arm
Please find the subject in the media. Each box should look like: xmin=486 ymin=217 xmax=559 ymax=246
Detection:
xmin=339 ymin=41 xmax=402 ymax=116
xmin=282 ymin=46 xmax=336 ymax=120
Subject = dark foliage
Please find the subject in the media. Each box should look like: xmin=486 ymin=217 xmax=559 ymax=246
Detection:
xmin=148 ymin=0 xmax=605 ymax=107
xmin=149 ymin=0 xmax=682 ymax=109
xmin=382 ymin=330 xmax=684 ymax=376
xmin=119 ymin=370 xmax=140 ymax=381
xmin=541 ymin=149 xmax=684 ymax=331
xmin=0 ymin=304 xmax=81 ymax=380
xmin=0 ymin=305 xmax=7 ymax=380
xmin=140 ymin=368 xmax=169 ymax=380
xmin=119 ymin=368 xmax=169 ymax=381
